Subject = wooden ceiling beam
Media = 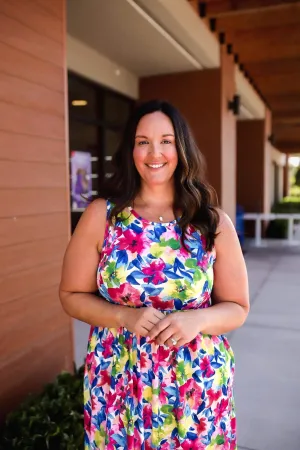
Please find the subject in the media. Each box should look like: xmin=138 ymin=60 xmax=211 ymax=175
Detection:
xmin=252 ymin=74 xmax=300 ymax=96
xmin=273 ymin=113 xmax=300 ymax=127
xmin=224 ymin=23 xmax=300 ymax=45
xmin=243 ymin=59 xmax=300 ymax=77
xmin=274 ymin=128 xmax=300 ymax=141
xmin=222 ymin=42 xmax=300 ymax=64
xmin=275 ymin=140 xmax=300 ymax=152
xmin=268 ymin=94 xmax=300 ymax=106
xmin=277 ymin=147 xmax=300 ymax=154
xmin=202 ymin=0 xmax=298 ymax=17
xmin=215 ymin=4 xmax=300 ymax=31
xmin=214 ymin=24 xmax=300 ymax=63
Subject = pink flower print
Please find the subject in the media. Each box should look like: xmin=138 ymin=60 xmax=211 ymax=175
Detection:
xmin=200 ymin=234 xmax=207 ymax=249
xmin=207 ymin=388 xmax=222 ymax=408
xmin=142 ymin=259 xmax=166 ymax=285
xmin=140 ymin=351 xmax=151 ymax=370
xmin=143 ymin=404 xmax=153 ymax=429
xmin=101 ymin=333 xmax=115 ymax=358
xmin=118 ymin=229 xmax=145 ymax=253
xmin=106 ymin=391 xmax=117 ymax=407
xmin=223 ymin=338 xmax=231 ymax=350
xmin=149 ymin=295 xmax=174 ymax=311
xmin=133 ymin=427 xmax=143 ymax=448
xmin=201 ymin=291 xmax=211 ymax=306
xmin=84 ymin=408 xmax=91 ymax=429
xmin=230 ymin=439 xmax=237 ymax=450
xmin=98 ymin=370 xmax=111 ymax=387
xmin=179 ymin=378 xmax=203 ymax=409
xmin=126 ymin=435 xmax=134 ymax=449
xmin=158 ymin=381 xmax=168 ymax=403
xmin=196 ymin=417 xmax=207 ymax=435
xmin=130 ymin=372 xmax=143 ymax=403
xmin=179 ymin=244 xmax=190 ymax=258
xmin=159 ymin=443 xmax=170 ymax=450
xmin=214 ymin=398 xmax=229 ymax=423
xmin=181 ymin=438 xmax=206 ymax=449
xmin=115 ymin=380 xmax=127 ymax=401
xmin=231 ymin=417 xmax=236 ymax=434
xmin=85 ymin=352 xmax=97 ymax=378
xmin=156 ymin=346 xmax=171 ymax=364
xmin=108 ymin=283 xmax=142 ymax=307
xmin=198 ymin=253 xmax=209 ymax=271
xmin=200 ymin=355 xmax=215 ymax=378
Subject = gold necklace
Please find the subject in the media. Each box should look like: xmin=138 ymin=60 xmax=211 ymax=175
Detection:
xmin=131 ymin=201 xmax=172 ymax=223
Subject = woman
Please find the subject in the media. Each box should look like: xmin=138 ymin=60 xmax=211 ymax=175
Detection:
xmin=59 ymin=100 xmax=249 ymax=449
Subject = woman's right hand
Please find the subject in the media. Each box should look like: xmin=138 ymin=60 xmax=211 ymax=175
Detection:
xmin=119 ymin=307 xmax=166 ymax=337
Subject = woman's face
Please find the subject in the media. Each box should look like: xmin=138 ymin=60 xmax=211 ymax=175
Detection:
xmin=133 ymin=111 xmax=178 ymax=187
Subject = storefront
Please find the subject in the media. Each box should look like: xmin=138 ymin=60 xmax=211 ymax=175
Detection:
xmin=68 ymin=72 xmax=134 ymax=231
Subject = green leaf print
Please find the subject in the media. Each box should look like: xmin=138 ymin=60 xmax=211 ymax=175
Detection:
xmin=160 ymin=238 xmax=180 ymax=250
xmin=219 ymin=341 xmax=225 ymax=353
xmin=177 ymin=361 xmax=187 ymax=383
xmin=178 ymin=422 xmax=187 ymax=439
xmin=220 ymin=367 xmax=227 ymax=386
xmin=215 ymin=434 xmax=225 ymax=445
xmin=104 ymin=261 xmax=118 ymax=288
xmin=152 ymin=387 xmax=160 ymax=396
xmin=119 ymin=334 xmax=125 ymax=345
xmin=161 ymin=404 xmax=173 ymax=414
xmin=185 ymin=258 xmax=197 ymax=269
xmin=164 ymin=414 xmax=173 ymax=426
xmin=193 ymin=268 xmax=203 ymax=283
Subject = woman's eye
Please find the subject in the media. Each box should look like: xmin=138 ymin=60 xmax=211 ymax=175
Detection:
xmin=138 ymin=140 xmax=148 ymax=146
xmin=162 ymin=139 xmax=171 ymax=144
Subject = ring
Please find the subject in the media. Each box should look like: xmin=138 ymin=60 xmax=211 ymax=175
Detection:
xmin=171 ymin=338 xmax=177 ymax=346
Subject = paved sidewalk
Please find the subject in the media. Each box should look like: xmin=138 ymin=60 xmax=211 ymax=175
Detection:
xmin=229 ymin=246 xmax=300 ymax=450
xmin=74 ymin=245 xmax=300 ymax=449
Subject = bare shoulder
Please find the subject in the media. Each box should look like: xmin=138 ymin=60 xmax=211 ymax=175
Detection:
xmin=215 ymin=208 xmax=240 ymax=251
xmin=82 ymin=198 xmax=107 ymax=220
xmin=216 ymin=208 xmax=235 ymax=232
xmin=72 ymin=198 xmax=107 ymax=244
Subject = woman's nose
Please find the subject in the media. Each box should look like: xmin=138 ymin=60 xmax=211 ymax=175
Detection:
xmin=149 ymin=143 xmax=162 ymax=156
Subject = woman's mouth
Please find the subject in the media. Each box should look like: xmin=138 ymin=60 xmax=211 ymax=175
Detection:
xmin=145 ymin=163 xmax=166 ymax=169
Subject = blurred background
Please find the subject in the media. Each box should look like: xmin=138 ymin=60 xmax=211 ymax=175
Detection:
xmin=0 ymin=0 xmax=300 ymax=449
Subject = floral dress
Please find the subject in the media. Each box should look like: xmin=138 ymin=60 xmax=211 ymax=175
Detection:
xmin=84 ymin=201 xmax=236 ymax=449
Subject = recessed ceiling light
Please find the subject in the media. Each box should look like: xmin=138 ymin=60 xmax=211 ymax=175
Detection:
xmin=72 ymin=100 xmax=88 ymax=106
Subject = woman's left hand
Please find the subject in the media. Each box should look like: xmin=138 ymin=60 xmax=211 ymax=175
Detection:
xmin=148 ymin=310 xmax=205 ymax=347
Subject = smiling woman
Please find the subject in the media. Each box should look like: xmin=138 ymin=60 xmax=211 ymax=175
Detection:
xmin=133 ymin=112 xmax=178 ymax=192
xmin=59 ymin=100 xmax=249 ymax=449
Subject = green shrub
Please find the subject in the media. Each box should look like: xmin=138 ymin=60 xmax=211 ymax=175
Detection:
xmin=266 ymin=198 xmax=300 ymax=239
xmin=0 ymin=365 xmax=85 ymax=450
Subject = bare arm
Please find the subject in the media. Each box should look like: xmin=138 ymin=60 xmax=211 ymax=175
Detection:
xmin=59 ymin=199 xmax=125 ymax=328
xmin=198 ymin=210 xmax=250 ymax=335
xmin=149 ymin=210 xmax=250 ymax=345
xmin=59 ymin=199 xmax=165 ymax=333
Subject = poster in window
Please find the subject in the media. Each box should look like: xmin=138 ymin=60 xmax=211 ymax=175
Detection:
xmin=71 ymin=151 xmax=92 ymax=211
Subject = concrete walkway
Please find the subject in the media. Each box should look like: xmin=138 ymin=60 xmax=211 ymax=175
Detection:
xmin=230 ymin=246 xmax=300 ymax=450
xmin=74 ymin=245 xmax=300 ymax=450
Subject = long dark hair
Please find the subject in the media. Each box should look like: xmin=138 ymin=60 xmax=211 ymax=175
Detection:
xmin=100 ymin=99 xmax=219 ymax=251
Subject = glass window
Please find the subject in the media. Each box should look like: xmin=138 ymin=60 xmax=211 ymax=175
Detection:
xmin=68 ymin=76 xmax=100 ymax=121
xmin=103 ymin=129 xmax=122 ymax=177
xmin=69 ymin=120 xmax=99 ymax=153
xmin=104 ymin=94 xmax=131 ymax=127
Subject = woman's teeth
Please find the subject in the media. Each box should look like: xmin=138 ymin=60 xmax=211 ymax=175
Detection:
xmin=147 ymin=163 xmax=165 ymax=169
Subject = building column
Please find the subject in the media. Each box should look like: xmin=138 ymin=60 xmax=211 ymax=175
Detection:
xmin=139 ymin=46 xmax=237 ymax=222
xmin=236 ymin=109 xmax=272 ymax=214
xmin=283 ymin=154 xmax=290 ymax=197
xmin=0 ymin=0 xmax=73 ymax=421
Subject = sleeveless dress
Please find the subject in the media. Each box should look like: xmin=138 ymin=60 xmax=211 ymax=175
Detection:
xmin=84 ymin=201 xmax=236 ymax=450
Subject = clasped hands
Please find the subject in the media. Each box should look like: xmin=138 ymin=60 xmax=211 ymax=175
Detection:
xmin=121 ymin=306 xmax=204 ymax=347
